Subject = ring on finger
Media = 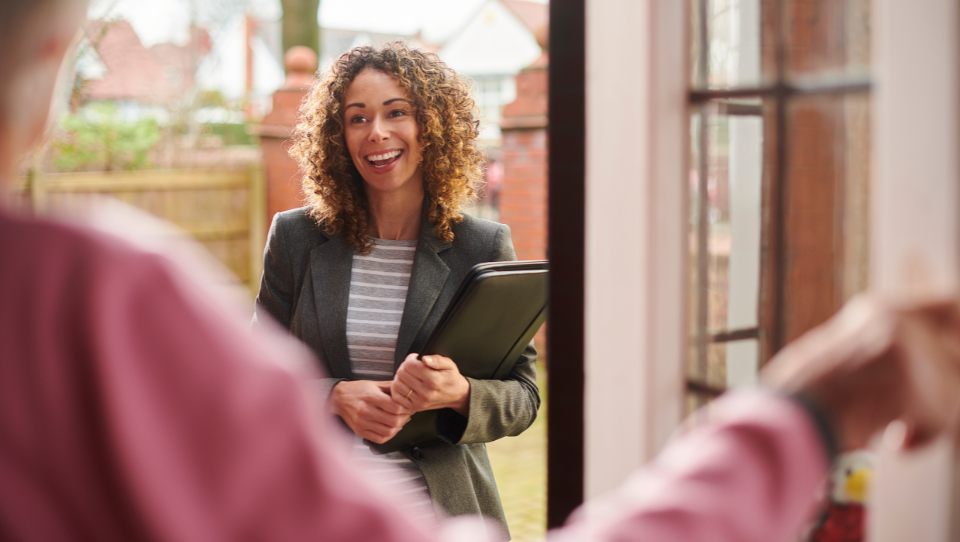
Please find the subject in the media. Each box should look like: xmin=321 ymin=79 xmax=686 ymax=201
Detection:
xmin=405 ymin=389 xmax=413 ymax=400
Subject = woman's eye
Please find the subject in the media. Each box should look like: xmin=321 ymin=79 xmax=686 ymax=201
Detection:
xmin=388 ymin=109 xmax=407 ymax=118
xmin=349 ymin=115 xmax=367 ymax=123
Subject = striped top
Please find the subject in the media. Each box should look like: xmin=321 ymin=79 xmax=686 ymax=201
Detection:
xmin=345 ymin=238 xmax=435 ymax=521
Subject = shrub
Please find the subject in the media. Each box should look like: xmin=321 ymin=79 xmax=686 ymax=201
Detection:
xmin=51 ymin=103 xmax=162 ymax=171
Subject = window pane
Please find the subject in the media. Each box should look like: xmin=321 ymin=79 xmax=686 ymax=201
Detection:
xmin=688 ymin=101 xmax=764 ymax=387
xmin=687 ymin=338 xmax=758 ymax=391
xmin=685 ymin=391 xmax=710 ymax=418
xmin=725 ymin=338 xmax=759 ymax=388
xmin=705 ymin=341 xmax=728 ymax=387
xmin=690 ymin=0 xmax=703 ymax=86
xmin=779 ymin=92 xmax=871 ymax=343
xmin=689 ymin=112 xmax=702 ymax=341
xmin=690 ymin=101 xmax=764 ymax=333
xmin=692 ymin=0 xmax=765 ymax=89
xmin=784 ymin=0 xmax=871 ymax=80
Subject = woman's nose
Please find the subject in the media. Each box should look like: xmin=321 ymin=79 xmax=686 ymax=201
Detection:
xmin=368 ymin=116 xmax=389 ymax=142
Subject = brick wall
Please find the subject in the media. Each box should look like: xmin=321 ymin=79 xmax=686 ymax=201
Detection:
xmin=254 ymin=47 xmax=316 ymax=232
xmin=499 ymin=54 xmax=549 ymax=262
xmin=499 ymin=128 xmax=548 ymax=261
xmin=499 ymin=54 xmax=549 ymax=353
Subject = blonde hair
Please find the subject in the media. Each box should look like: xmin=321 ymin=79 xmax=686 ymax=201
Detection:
xmin=290 ymin=42 xmax=485 ymax=253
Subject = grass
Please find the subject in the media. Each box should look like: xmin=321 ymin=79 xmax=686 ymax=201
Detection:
xmin=486 ymin=360 xmax=547 ymax=541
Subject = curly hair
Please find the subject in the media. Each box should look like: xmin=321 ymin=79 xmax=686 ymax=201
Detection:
xmin=290 ymin=42 xmax=485 ymax=253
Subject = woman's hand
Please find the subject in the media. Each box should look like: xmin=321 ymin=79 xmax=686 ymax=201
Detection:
xmin=329 ymin=380 xmax=414 ymax=444
xmin=763 ymin=292 xmax=960 ymax=451
xmin=391 ymin=354 xmax=471 ymax=416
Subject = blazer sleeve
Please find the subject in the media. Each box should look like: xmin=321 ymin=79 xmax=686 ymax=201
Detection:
xmin=435 ymin=224 xmax=541 ymax=445
xmin=253 ymin=213 xmax=294 ymax=330
xmin=253 ymin=213 xmax=345 ymax=401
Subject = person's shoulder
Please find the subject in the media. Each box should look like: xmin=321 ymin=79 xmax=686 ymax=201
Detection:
xmin=453 ymin=212 xmax=509 ymax=239
xmin=274 ymin=205 xmax=320 ymax=230
xmin=273 ymin=206 xmax=328 ymax=241
xmin=448 ymin=212 xmax=513 ymax=259
xmin=0 ymin=211 xmax=143 ymax=270
xmin=0 ymin=211 xmax=179 ymax=317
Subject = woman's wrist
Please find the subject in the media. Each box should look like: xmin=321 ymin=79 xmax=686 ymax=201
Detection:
xmin=328 ymin=379 xmax=350 ymax=417
xmin=448 ymin=377 xmax=471 ymax=417
xmin=788 ymin=392 xmax=840 ymax=461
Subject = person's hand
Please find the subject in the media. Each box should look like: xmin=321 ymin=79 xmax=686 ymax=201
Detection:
xmin=763 ymin=292 xmax=960 ymax=451
xmin=329 ymin=380 xmax=414 ymax=444
xmin=391 ymin=354 xmax=471 ymax=416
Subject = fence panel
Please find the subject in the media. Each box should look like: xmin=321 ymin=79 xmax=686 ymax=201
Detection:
xmin=13 ymin=167 xmax=267 ymax=296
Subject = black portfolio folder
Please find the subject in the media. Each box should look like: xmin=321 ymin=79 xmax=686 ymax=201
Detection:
xmin=370 ymin=260 xmax=548 ymax=453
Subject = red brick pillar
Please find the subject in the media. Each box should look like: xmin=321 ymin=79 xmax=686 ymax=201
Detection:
xmin=499 ymin=54 xmax=548 ymax=261
xmin=499 ymin=54 xmax=549 ymax=354
xmin=255 ymin=46 xmax=317 ymax=228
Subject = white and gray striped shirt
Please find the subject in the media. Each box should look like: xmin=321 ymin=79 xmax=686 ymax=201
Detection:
xmin=346 ymin=238 xmax=435 ymax=521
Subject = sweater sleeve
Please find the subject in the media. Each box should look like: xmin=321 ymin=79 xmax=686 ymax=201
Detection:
xmin=549 ymin=391 xmax=830 ymax=542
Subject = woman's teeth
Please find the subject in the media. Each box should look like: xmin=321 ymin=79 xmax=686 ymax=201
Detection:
xmin=367 ymin=150 xmax=402 ymax=166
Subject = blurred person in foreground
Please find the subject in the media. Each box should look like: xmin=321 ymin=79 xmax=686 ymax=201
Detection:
xmin=3 ymin=1 xmax=960 ymax=541
xmin=253 ymin=42 xmax=539 ymax=533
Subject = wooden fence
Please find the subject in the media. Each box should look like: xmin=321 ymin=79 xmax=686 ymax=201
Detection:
xmin=12 ymin=166 xmax=267 ymax=296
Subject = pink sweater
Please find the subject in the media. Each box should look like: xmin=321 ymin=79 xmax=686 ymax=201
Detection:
xmin=0 ymin=210 xmax=828 ymax=541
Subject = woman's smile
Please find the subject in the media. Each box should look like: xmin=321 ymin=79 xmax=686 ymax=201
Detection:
xmin=366 ymin=149 xmax=403 ymax=169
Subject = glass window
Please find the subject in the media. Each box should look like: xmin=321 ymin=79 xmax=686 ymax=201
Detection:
xmin=784 ymin=0 xmax=871 ymax=80
xmin=691 ymin=0 xmax=764 ymax=89
xmin=687 ymin=0 xmax=872 ymax=408
xmin=471 ymin=76 xmax=517 ymax=133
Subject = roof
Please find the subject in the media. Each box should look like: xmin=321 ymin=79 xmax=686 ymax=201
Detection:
xmin=437 ymin=0 xmax=545 ymax=76
xmin=81 ymin=19 xmax=211 ymax=105
xmin=500 ymin=0 xmax=548 ymax=42
xmin=319 ymin=27 xmax=435 ymax=68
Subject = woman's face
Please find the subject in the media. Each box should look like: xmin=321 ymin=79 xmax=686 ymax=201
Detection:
xmin=342 ymin=67 xmax=424 ymax=199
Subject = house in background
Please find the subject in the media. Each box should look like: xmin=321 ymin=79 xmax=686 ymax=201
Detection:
xmin=438 ymin=0 xmax=547 ymax=143
xmin=66 ymin=17 xmax=278 ymax=170
xmin=319 ymin=28 xmax=433 ymax=70
xmin=312 ymin=0 xmax=546 ymax=145
xmin=77 ymin=20 xmax=212 ymax=122
xmin=78 ymin=16 xmax=287 ymax=125
xmin=254 ymin=0 xmax=549 ymax=224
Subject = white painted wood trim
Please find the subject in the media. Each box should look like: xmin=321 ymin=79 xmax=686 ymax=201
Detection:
xmin=869 ymin=0 xmax=960 ymax=540
xmin=583 ymin=0 xmax=687 ymax=499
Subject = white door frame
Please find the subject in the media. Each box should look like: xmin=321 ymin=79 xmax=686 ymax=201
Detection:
xmin=583 ymin=0 xmax=688 ymax=498
xmin=870 ymin=0 xmax=960 ymax=540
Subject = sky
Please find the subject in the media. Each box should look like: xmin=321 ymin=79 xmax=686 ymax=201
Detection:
xmin=86 ymin=0 xmax=545 ymax=47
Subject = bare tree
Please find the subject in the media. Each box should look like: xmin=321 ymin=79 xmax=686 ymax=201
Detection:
xmin=280 ymin=0 xmax=320 ymax=56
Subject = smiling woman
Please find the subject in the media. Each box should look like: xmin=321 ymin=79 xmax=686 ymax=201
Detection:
xmin=253 ymin=42 xmax=540 ymax=536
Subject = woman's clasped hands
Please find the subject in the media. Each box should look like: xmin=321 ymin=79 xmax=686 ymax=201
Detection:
xmin=330 ymin=380 xmax=414 ymax=444
xmin=392 ymin=354 xmax=471 ymax=417
xmin=330 ymin=354 xmax=471 ymax=444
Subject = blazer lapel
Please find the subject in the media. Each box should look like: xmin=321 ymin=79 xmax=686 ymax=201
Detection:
xmin=309 ymin=232 xmax=354 ymax=378
xmin=394 ymin=213 xmax=452 ymax=365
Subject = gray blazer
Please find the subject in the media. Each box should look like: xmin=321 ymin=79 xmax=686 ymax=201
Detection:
xmin=253 ymin=205 xmax=540 ymax=532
